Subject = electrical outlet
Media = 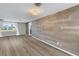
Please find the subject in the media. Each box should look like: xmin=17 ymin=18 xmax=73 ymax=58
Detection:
xmin=57 ymin=42 xmax=62 ymax=47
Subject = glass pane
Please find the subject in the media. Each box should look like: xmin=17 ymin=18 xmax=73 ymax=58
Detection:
xmin=0 ymin=23 xmax=16 ymax=31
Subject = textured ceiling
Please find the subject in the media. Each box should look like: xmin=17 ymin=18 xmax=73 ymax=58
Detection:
xmin=0 ymin=3 xmax=78 ymax=23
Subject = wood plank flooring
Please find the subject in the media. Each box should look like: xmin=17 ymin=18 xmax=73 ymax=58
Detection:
xmin=0 ymin=35 xmax=69 ymax=56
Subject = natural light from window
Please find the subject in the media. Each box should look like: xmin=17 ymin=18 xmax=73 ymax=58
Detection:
xmin=0 ymin=23 xmax=16 ymax=32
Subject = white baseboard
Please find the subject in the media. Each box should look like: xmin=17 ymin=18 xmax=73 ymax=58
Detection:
xmin=31 ymin=35 xmax=77 ymax=56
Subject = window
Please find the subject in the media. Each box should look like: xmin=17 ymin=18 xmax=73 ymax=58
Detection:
xmin=0 ymin=23 xmax=16 ymax=31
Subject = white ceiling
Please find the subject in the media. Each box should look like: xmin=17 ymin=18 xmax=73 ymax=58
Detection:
xmin=0 ymin=3 xmax=79 ymax=23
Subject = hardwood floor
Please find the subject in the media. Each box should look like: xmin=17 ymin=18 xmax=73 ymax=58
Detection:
xmin=0 ymin=35 xmax=69 ymax=56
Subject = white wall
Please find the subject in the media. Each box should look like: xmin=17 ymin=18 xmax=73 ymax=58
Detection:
xmin=15 ymin=23 xmax=26 ymax=35
xmin=0 ymin=31 xmax=16 ymax=37
xmin=0 ymin=33 xmax=2 ymax=37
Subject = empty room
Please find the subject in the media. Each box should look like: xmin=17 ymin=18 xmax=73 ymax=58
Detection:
xmin=0 ymin=3 xmax=79 ymax=56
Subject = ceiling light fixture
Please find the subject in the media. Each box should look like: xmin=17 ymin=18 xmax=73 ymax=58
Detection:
xmin=29 ymin=3 xmax=42 ymax=16
xmin=34 ymin=3 xmax=42 ymax=7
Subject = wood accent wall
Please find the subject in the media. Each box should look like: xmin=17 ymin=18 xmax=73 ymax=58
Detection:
xmin=31 ymin=5 xmax=79 ymax=55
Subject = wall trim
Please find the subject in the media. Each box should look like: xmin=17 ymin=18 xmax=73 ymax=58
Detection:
xmin=31 ymin=35 xmax=77 ymax=56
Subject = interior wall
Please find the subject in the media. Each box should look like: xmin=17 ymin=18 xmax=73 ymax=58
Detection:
xmin=31 ymin=5 xmax=79 ymax=55
xmin=16 ymin=23 xmax=26 ymax=35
